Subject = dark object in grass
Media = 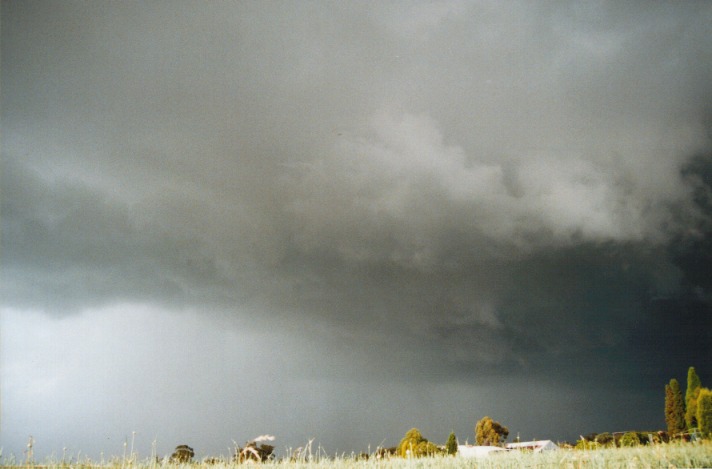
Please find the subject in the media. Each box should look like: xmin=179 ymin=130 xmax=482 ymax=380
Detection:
xmin=170 ymin=445 xmax=194 ymax=463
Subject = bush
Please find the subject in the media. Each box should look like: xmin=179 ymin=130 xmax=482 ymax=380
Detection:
xmin=375 ymin=447 xmax=397 ymax=459
xmin=620 ymin=432 xmax=640 ymax=447
xmin=575 ymin=439 xmax=594 ymax=450
xmin=595 ymin=432 xmax=614 ymax=447
xmin=636 ymin=432 xmax=654 ymax=445
xmin=169 ymin=445 xmax=194 ymax=463
xmin=235 ymin=442 xmax=274 ymax=463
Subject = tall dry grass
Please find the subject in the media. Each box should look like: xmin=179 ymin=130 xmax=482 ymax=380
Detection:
xmin=3 ymin=440 xmax=711 ymax=469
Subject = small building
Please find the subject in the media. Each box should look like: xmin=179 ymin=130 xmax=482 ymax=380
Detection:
xmin=506 ymin=440 xmax=559 ymax=452
xmin=457 ymin=445 xmax=508 ymax=458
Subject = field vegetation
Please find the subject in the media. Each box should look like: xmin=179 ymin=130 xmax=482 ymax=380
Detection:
xmin=2 ymin=441 xmax=712 ymax=469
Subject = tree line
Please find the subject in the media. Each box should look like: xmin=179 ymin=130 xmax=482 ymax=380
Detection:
xmin=165 ymin=369 xmax=710 ymax=464
xmin=665 ymin=366 xmax=712 ymax=437
xmin=396 ymin=416 xmax=508 ymax=457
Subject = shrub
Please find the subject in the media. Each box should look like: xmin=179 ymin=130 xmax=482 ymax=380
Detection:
xmin=697 ymin=388 xmax=712 ymax=436
xmin=235 ymin=442 xmax=274 ymax=463
xmin=575 ymin=439 xmax=594 ymax=450
xmin=620 ymin=432 xmax=640 ymax=447
xmin=595 ymin=432 xmax=614 ymax=447
xmin=375 ymin=447 xmax=397 ymax=459
xmin=169 ymin=445 xmax=194 ymax=463
xmin=636 ymin=432 xmax=654 ymax=445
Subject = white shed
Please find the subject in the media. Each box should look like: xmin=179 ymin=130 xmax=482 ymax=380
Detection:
xmin=506 ymin=440 xmax=559 ymax=452
xmin=457 ymin=445 xmax=508 ymax=457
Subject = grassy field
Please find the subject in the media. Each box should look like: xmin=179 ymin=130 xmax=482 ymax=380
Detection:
xmin=4 ymin=441 xmax=712 ymax=469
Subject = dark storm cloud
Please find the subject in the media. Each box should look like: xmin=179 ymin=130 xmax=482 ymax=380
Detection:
xmin=2 ymin=0 xmax=712 ymax=457
xmin=3 ymin=0 xmax=711 ymax=371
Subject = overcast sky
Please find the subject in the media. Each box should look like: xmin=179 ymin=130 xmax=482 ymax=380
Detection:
xmin=2 ymin=0 xmax=712 ymax=460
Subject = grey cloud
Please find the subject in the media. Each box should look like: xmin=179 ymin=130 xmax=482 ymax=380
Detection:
xmin=2 ymin=0 xmax=712 ymax=458
xmin=4 ymin=0 xmax=711 ymax=364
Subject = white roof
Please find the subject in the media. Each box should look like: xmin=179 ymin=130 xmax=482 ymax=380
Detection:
xmin=506 ymin=440 xmax=559 ymax=452
xmin=458 ymin=445 xmax=508 ymax=458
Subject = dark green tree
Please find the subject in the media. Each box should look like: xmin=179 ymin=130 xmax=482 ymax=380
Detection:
xmin=665 ymin=378 xmax=686 ymax=435
xmin=475 ymin=416 xmax=509 ymax=446
xmin=445 ymin=432 xmax=458 ymax=455
xmin=686 ymin=367 xmax=702 ymax=429
xmin=697 ymin=388 xmax=712 ymax=436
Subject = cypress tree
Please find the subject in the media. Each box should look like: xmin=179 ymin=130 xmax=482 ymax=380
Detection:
xmin=686 ymin=367 xmax=702 ymax=429
xmin=686 ymin=367 xmax=702 ymax=402
xmin=446 ymin=432 xmax=458 ymax=455
xmin=665 ymin=379 xmax=686 ymax=435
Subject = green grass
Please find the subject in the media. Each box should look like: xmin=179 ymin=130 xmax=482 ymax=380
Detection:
xmin=3 ymin=441 xmax=712 ymax=469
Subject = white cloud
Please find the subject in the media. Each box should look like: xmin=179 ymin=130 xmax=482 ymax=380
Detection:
xmin=286 ymin=104 xmax=705 ymax=269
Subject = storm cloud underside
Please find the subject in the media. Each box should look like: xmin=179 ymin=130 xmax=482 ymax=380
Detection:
xmin=2 ymin=1 xmax=712 ymax=458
